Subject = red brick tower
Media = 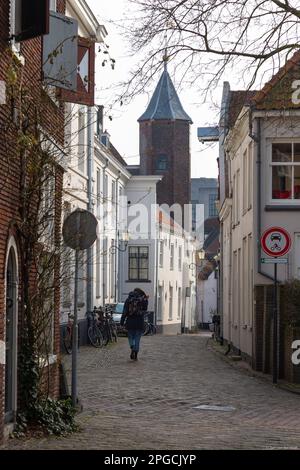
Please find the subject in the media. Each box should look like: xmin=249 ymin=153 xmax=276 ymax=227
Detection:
xmin=138 ymin=62 xmax=192 ymax=215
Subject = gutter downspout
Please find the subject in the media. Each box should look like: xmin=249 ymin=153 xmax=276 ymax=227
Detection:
xmin=87 ymin=106 xmax=94 ymax=313
xmin=154 ymin=223 xmax=160 ymax=330
xmin=249 ymin=114 xmax=274 ymax=282
xmin=102 ymin=158 xmax=109 ymax=304
xmin=114 ymin=171 xmax=121 ymax=302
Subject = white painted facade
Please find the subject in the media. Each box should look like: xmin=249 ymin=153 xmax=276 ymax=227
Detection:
xmin=197 ymin=272 xmax=218 ymax=326
xmin=120 ymin=177 xmax=197 ymax=335
xmin=220 ymin=100 xmax=300 ymax=358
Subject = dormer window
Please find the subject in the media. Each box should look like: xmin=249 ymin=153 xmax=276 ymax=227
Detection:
xmin=156 ymin=154 xmax=168 ymax=171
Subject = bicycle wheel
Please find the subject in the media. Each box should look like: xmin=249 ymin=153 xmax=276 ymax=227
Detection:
xmin=110 ymin=321 xmax=118 ymax=342
xmin=149 ymin=324 xmax=157 ymax=336
xmin=88 ymin=325 xmax=104 ymax=348
xmin=102 ymin=325 xmax=110 ymax=346
xmin=143 ymin=322 xmax=150 ymax=336
xmin=63 ymin=327 xmax=72 ymax=354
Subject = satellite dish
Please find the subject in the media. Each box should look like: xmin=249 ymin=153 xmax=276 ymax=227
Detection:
xmin=62 ymin=209 xmax=98 ymax=250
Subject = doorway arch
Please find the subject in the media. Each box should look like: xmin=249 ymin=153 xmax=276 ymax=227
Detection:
xmin=4 ymin=238 xmax=18 ymax=424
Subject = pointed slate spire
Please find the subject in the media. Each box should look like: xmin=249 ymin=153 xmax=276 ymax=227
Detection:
xmin=138 ymin=63 xmax=193 ymax=123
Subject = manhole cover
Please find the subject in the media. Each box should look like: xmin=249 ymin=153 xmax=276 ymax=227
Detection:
xmin=193 ymin=405 xmax=236 ymax=412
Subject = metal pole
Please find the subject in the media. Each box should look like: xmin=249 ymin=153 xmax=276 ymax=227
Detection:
xmin=87 ymin=107 xmax=94 ymax=314
xmin=273 ymin=262 xmax=278 ymax=384
xmin=72 ymin=249 xmax=79 ymax=407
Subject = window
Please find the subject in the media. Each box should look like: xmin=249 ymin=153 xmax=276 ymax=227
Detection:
xmin=271 ymin=143 xmax=300 ymax=200
xmin=112 ymin=181 xmax=116 ymax=209
xmin=156 ymin=154 xmax=168 ymax=171
xmin=178 ymin=246 xmax=182 ymax=272
xmin=10 ymin=0 xmax=50 ymax=46
xmin=10 ymin=1 xmax=21 ymax=53
xmin=159 ymin=241 xmax=164 ymax=268
xmin=110 ymin=240 xmax=115 ymax=300
xmin=170 ymin=244 xmax=174 ymax=270
xmin=169 ymin=286 xmax=173 ymax=320
xmin=128 ymin=246 xmax=149 ymax=281
xmin=96 ymin=168 xmax=101 ymax=218
xmin=236 ymin=170 xmax=240 ymax=222
xmin=248 ymin=142 xmax=253 ymax=209
xmin=104 ymin=174 xmax=108 ymax=219
xmin=177 ymin=287 xmax=182 ymax=320
xmin=96 ymin=238 xmax=101 ymax=298
xmin=78 ymin=108 xmax=85 ymax=173
xmin=209 ymin=193 xmax=218 ymax=217
xmin=103 ymin=237 xmax=108 ymax=299
xmin=242 ymin=149 xmax=248 ymax=213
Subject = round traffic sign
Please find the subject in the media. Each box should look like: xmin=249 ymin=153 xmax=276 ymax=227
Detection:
xmin=261 ymin=227 xmax=292 ymax=257
xmin=63 ymin=209 xmax=98 ymax=250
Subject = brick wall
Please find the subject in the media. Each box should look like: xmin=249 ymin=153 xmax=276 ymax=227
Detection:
xmin=0 ymin=0 xmax=66 ymax=443
xmin=139 ymin=120 xmax=191 ymax=222
xmin=253 ymin=284 xmax=300 ymax=383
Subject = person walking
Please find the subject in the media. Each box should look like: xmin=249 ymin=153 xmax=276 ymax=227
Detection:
xmin=120 ymin=288 xmax=148 ymax=361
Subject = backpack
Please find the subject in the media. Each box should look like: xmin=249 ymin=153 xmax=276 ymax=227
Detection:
xmin=127 ymin=294 xmax=144 ymax=316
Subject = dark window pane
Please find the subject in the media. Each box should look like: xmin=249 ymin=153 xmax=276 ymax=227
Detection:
xmin=272 ymin=143 xmax=292 ymax=163
xmin=156 ymin=154 xmax=168 ymax=171
xmin=294 ymin=143 xmax=300 ymax=162
xmin=294 ymin=166 xmax=300 ymax=199
xmin=272 ymin=166 xmax=292 ymax=199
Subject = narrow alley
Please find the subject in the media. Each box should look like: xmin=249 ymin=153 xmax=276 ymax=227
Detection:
xmin=5 ymin=334 xmax=300 ymax=450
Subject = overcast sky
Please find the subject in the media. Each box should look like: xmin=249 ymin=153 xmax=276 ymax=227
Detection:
xmin=87 ymin=0 xmax=219 ymax=178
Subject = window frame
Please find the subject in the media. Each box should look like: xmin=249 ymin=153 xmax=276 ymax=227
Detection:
xmin=269 ymin=141 xmax=300 ymax=204
xmin=128 ymin=246 xmax=149 ymax=281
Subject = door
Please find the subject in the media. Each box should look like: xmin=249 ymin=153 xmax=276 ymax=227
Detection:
xmin=5 ymin=248 xmax=17 ymax=423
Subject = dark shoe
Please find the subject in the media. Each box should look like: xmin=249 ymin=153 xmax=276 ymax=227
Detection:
xmin=134 ymin=351 xmax=138 ymax=361
xmin=130 ymin=350 xmax=135 ymax=360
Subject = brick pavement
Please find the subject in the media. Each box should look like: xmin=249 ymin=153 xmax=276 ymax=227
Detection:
xmin=3 ymin=333 xmax=300 ymax=450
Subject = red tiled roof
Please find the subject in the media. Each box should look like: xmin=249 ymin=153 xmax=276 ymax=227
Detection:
xmin=252 ymin=50 xmax=300 ymax=106
xmin=228 ymin=90 xmax=257 ymax=128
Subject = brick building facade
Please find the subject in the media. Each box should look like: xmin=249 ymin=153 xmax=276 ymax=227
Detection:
xmin=0 ymin=0 xmax=66 ymax=442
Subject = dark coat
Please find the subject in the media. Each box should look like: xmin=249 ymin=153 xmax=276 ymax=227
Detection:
xmin=120 ymin=293 xmax=148 ymax=331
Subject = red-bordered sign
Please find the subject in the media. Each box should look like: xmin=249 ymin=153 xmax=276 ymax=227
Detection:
xmin=261 ymin=227 xmax=292 ymax=257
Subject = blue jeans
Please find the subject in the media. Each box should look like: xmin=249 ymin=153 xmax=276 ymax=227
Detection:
xmin=127 ymin=329 xmax=143 ymax=352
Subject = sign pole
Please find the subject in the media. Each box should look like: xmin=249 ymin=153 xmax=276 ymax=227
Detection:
xmin=72 ymin=248 xmax=79 ymax=408
xmin=273 ymin=262 xmax=278 ymax=384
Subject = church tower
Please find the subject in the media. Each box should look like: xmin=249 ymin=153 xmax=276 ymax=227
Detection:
xmin=138 ymin=62 xmax=192 ymax=217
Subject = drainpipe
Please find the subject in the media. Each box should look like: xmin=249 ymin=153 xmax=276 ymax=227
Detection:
xmin=114 ymin=171 xmax=121 ymax=302
xmin=87 ymin=106 xmax=94 ymax=314
xmin=102 ymin=158 xmax=109 ymax=303
xmin=249 ymin=114 xmax=274 ymax=281
xmin=154 ymin=222 xmax=160 ymax=329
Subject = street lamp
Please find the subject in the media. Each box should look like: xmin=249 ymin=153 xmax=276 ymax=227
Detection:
xmin=110 ymin=230 xmax=130 ymax=254
xmin=189 ymin=249 xmax=205 ymax=270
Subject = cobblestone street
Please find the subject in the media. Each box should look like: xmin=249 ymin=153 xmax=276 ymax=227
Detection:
xmin=4 ymin=333 xmax=300 ymax=450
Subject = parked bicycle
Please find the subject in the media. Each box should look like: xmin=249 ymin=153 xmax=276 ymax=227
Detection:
xmin=62 ymin=311 xmax=80 ymax=354
xmin=86 ymin=309 xmax=104 ymax=348
xmin=87 ymin=305 xmax=118 ymax=348
xmin=143 ymin=315 xmax=157 ymax=336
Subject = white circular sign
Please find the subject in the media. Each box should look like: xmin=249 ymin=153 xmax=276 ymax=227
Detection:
xmin=261 ymin=227 xmax=292 ymax=257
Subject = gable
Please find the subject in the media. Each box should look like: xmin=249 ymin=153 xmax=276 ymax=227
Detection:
xmin=253 ymin=51 xmax=300 ymax=110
